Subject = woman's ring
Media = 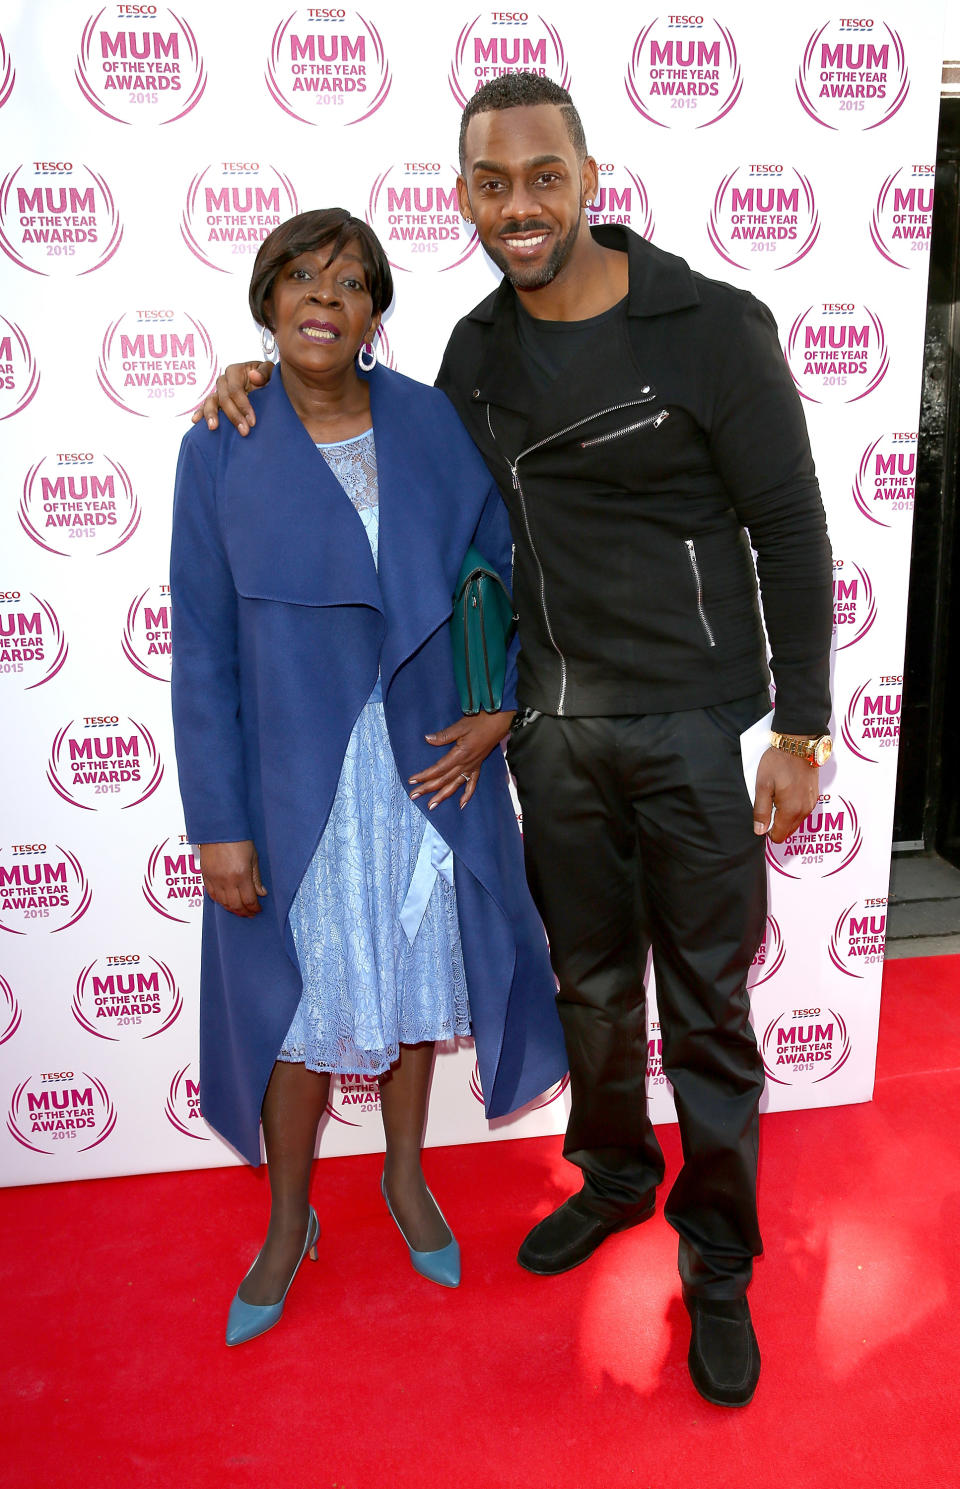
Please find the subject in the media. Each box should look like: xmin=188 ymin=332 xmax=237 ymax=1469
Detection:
xmin=461 ymin=772 xmax=471 ymax=782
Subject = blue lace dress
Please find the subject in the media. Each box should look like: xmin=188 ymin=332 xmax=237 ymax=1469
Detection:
xmin=277 ymin=430 xmax=470 ymax=1076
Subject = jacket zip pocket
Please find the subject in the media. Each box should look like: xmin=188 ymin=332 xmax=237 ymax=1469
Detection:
xmin=580 ymin=408 xmax=670 ymax=448
xmin=684 ymin=539 xmax=716 ymax=648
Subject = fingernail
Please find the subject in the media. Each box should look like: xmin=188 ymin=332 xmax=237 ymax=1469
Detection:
xmin=425 ymin=733 xmax=437 ymax=741
xmin=207 ymin=418 xmax=215 ymax=429
xmin=410 ymin=791 xmax=421 ymax=801
xmin=754 ymin=822 xmax=767 ymax=835
xmin=428 ymin=802 xmax=437 ymax=811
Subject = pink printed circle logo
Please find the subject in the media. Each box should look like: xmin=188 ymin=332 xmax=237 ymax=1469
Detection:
xmin=7 ymin=1070 xmax=117 ymax=1155
xmin=786 ymin=304 xmax=888 ymax=405
xmin=853 ymin=432 xmax=915 ymax=528
xmin=0 ymin=593 xmax=68 ymax=691
xmin=646 ymin=1024 xmax=670 ymax=1090
xmin=73 ymin=954 xmax=182 ymax=1041
xmin=21 ymin=452 xmax=139 ymax=558
xmin=450 ymin=13 xmax=569 ymax=106
xmin=625 ymin=17 xmax=741 ymax=130
xmin=143 ymin=836 xmax=203 ymax=923
xmin=797 ymin=20 xmax=908 ymax=132
xmin=0 ymin=164 xmax=122 ymax=278
xmin=326 ymin=1072 xmax=381 ymax=1125
xmin=747 ymin=913 xmax=786 ymax=990
xmin=122 ymin=584 xmax=171 ymax=682
xmin=766 ymin=794 xmax=862 ymax=881
xmin=369 ymin=322 xmax=396 ymax=370
xmin=47 ymin=716 xmax=163 ymax=812
xmin=266 ymin=10 xmax=391 ymax=126
xmin=97 ymin=309 xmax=217 ymax=417
xmin=833 ymin=560 xmax=876 ymax=650
xmin=829 ymin=897 xmax=887 ymax=978
xmin=588 ymin=164 xmax=655 ymax=238
xmin=841 ymin=675 xmax=901 ymax=764
xmin=707 ymin=166 xmax=819 ymax=272
xmin=0 ymin=844 xmax=92 ymax=936
xmin=0 ymin=34 xmax=15 ymax=109
xmin=469 ymin=1060 xmax=569 ymax=1109
xmin=367 ymin=164 xmax=478 ymax=274
xmin=0 ymin=315 xmax=40 ymax=422
xmin=75 ymin=7 xmax=206 ymax=125
xmin=0 ymin=973 xmax=22 ymax=1044
xmin=761 ymin=1008 xmax=851 ymax=1085
xmin=870 ymin=165 xmax=933 ymax=268
xmin=181 ymin=163 xmax=299 ymax=274
xmin=165 ymin=1063 xmax=210 ymax=1140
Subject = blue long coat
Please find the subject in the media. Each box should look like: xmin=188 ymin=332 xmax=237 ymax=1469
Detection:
xmin=170 ymin=365 xmax=567 ymax=1165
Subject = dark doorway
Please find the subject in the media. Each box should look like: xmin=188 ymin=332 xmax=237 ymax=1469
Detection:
xmin=894 ymin=95 xmax=960 ymax=867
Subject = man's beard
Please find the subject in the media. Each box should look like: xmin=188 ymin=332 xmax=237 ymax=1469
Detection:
xmin=483 ymin=217 xmax=582 ymax=290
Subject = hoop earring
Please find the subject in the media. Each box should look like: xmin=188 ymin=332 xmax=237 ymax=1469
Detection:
xmin=357 ymin=341 xmax=377 ymax=373
xmin=260 ymin=326 xmax=277 ymax=362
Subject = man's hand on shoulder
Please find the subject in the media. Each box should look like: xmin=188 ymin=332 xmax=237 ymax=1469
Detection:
xmin=191 ymin=360 xmax=274 ymax=436
xmin=752 ymin=746 xmax=819 ymax=844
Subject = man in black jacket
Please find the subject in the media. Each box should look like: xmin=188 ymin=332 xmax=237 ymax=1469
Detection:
xmin=197 ymin=73 xmax=833 ymax=1409
xmin=432 ymin=74 xmax=833 ymax=1409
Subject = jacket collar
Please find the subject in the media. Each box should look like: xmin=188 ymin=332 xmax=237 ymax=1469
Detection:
xmin=466 ymin=223 xmax=700 ymax=326
xmin=226 ymin=367 xmax=463 ymax=697
xmin=466 ymin=225 xmax=699 ymax=418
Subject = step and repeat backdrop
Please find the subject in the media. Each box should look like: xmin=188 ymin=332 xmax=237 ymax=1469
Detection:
xmin=0 ymin=1 xmax=945 ymax=1184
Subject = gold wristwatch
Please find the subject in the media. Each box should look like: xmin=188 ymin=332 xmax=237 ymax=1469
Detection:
xmin=770 ymin=731 xmax=833 ymax=767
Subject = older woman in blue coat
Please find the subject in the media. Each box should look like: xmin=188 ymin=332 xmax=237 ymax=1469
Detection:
xmin=171 ymin=209 xmax=566 ymax=1346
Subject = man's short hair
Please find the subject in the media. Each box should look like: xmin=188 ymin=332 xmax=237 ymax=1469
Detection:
xmin=458 ymin=73 xmax=588 ymax=170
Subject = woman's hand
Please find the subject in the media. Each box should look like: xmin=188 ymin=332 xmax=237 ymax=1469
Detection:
xmin=409 ymin=711 xmax=516 ymax=810
xmin=191 ymin=360 xmax=275 ymax=435
xmin=200 ymin=841 xmax=268 ymax=917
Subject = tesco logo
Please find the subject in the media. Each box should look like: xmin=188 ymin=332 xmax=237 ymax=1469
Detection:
xmin=307 ymin=6 xmax=347 ymax=16
xmin=116 ymin=3 xmax=158 ymax=14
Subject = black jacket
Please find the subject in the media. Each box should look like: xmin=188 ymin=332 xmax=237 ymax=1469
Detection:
xmin=436 ymin=226 xmax=833 ymax=734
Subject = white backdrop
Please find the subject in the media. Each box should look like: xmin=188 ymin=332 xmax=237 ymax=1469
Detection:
xmin=0 ymin=0 xmax=945 ymax=1185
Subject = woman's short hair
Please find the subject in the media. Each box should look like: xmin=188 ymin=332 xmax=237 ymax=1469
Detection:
xmin=249 ymin=209 xmax=394 ymax=329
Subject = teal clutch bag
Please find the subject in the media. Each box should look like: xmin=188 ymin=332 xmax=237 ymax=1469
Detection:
xmin=450 ymin=545 xmax=517 ymax=715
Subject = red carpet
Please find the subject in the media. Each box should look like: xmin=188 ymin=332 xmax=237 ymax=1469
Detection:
xmin=3 ymin=955 xmax=959 ymax=1489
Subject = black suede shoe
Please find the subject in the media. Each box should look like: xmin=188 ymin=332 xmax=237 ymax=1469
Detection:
xmin=683 ymin=1290 xmax=761 ymax=1407
xmin=517 ymin=1191 xmax=656 ymax=1276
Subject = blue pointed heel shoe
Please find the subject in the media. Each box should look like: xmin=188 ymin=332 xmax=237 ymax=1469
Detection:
xmin=225 ymin=1206 xmax=320 ymax=1347
xmin=380 ymin=1174 xmax=460 ymax=1288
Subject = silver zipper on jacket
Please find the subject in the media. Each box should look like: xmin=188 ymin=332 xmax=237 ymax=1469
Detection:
xmin=684 ymin=538 xmax=716 ymax=647
xmin=580 ymin=408 xmax=670 ymax=448
xmin=487 ymin=394 xmax=664 ymax=715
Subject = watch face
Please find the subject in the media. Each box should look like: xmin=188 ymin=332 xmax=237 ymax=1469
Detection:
xmin=814 ymin=737 xmax=833 ymax=766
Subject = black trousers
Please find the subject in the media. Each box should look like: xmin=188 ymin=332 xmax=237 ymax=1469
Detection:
xmin=507 ymin=697 xmax=769 ymax=1299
